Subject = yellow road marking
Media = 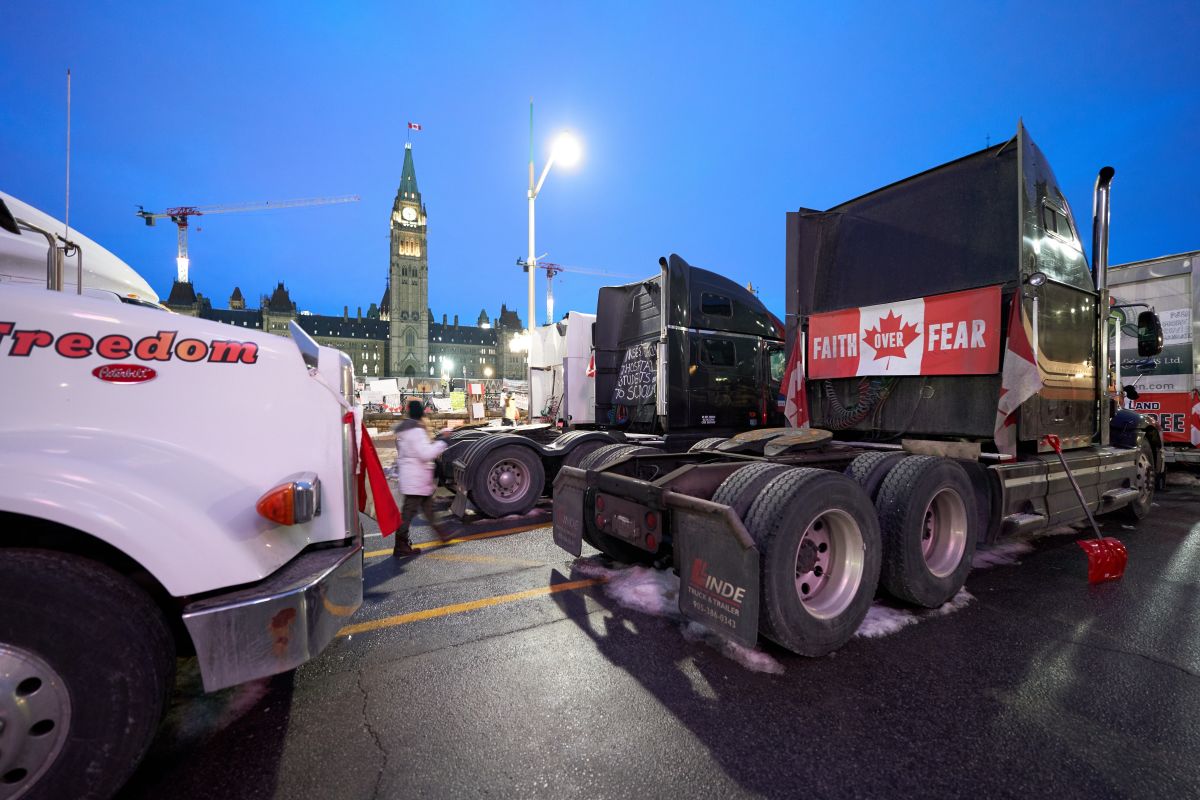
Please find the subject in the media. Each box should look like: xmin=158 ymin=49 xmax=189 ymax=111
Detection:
xmin=363 ymin=522 xmax=549 ymax=559
xmin=338 ymin=578 xmax=604 ymax=636
xmin=424 ymin=553 xmax=543 ymax=567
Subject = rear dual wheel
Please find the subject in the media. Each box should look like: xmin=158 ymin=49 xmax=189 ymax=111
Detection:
xmin=739 ymin=469 xmax=882 ymax=656
xmin=874 ymin=456 xmax=977 ymax=608
xmin=469 ymin=444 xmax=545 ymax=519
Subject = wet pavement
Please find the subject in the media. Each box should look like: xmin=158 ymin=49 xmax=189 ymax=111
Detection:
xmin=117 ymin=480 xmax=1200 ymax=799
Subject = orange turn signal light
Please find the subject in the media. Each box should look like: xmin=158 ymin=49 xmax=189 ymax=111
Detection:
xmin=255 ymin=472 xmax=321 ymax=526
xmin=257 ymin=483 xmax=297 ymax=526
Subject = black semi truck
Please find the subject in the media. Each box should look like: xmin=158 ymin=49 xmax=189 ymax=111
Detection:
xmin=439 ymin=256 xmax=786 ymax=519
xmin=552 ymin=122 xmax=1164 ymax=657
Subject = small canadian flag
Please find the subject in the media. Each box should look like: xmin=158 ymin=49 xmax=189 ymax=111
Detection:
xmin=780 ymin=337 xmax=810 ymax=428
xmin=353 ymin=415 xmax=402 ymax=537
xmin=408 ymin=122 xmax=422 ymax=131
xmin=994 ymin=298 xmax=1043 ymax=457
xmin=586 ymin=352 xmax=596 ymax=378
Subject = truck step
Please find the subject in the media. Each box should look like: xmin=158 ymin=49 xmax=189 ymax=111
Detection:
xmin=1000 ymin=512 xmax=1048 ymax=538
xmin=1101 ymin=487 xmax=1139 ymax=506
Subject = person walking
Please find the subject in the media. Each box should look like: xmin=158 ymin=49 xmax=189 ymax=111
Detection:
xmin=503 ymin=392 xmax=519 ymax=425
xmin=392 ymin=399 xmax=452 ymax=558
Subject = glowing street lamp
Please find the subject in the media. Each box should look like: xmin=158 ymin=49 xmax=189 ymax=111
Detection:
xmin=527 ymin=103 xmax=582 ymax=351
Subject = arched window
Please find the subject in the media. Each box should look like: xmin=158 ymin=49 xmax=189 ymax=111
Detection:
xmin=406 ymin=329 xmax=415 ymax=348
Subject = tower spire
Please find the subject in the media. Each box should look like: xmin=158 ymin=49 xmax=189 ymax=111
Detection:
xmin=398 ymin=143 xmax=419 ymax=199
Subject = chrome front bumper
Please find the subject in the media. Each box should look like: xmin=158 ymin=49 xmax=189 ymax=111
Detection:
xmin=182 ymin=536 xmax=363 ymax=692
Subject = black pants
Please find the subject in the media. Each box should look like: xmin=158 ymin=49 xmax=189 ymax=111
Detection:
xmin=397 ymin=494 xmax=446 ymax=543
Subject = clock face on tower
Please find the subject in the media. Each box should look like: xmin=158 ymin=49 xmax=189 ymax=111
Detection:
xmin=401 ymin=206 xmax=417 ymax=222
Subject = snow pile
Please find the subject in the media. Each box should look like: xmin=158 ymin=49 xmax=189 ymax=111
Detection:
xmin=573 ymin=558 xmax=785 ymax=674
xmin=854 ymin=589 xmax=974 ymax=639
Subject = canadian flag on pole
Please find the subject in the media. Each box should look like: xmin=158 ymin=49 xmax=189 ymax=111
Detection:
xmin=780 ymin=338 xmax=810 ymax=428
xmin=994 ymin=298 xmax=1043 ymax=457
xmin=408 ymin=122 xmax=422 ymax=131
xmin=353 ymin=416 xmax=403 ymax=537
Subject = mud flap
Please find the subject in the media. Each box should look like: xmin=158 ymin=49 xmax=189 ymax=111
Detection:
xmin=450 ymin=489 xmax=470 ymax=520
xmin=667 ymin=496 xmax=761 ymax=648
xmin=552 ymin=467 xmax=588 ymax=556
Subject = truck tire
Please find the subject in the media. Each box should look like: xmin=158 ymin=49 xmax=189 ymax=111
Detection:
xmin=711 ymin=462 xmax=793 ymax=520
xmin=874 ymin=456 xmax=977 ymax=608
xmin=743 ymin=469 xmax=882 ymax=656
xmin=0 ymin=549 xmax=175 ymax=800
xmin=689 ymin=437 xmax=727 ymax=453
xmin=1122 ymin=438 xmax=1156 ymax=521
xmin=580 ymin=445 xmax=662 ymax=563
xmin=561 ymin=439 xmax=610 ymax=471
xmin=579 ymin=443 xmax=656 ymax=472
xmin=469 ymin=444 xmax=546 ymax=518
xmin=843 ymin=452 xmax=907 ymax=500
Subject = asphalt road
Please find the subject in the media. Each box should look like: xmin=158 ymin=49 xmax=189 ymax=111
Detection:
xmin=118 ymin=481 xmax=1200 ymax=800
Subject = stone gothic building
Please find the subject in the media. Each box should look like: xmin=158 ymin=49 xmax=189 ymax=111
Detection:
xmin=163 ymin=143 xmax=527 ymax=383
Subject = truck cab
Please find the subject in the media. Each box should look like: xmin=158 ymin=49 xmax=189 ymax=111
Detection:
xmin=0 ymin=193 xmax=362 ymax=799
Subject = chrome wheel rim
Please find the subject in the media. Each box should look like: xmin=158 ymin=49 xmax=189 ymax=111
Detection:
xmin=0 ymin=644 xmax=71 ymax=800
xmin=921 ymin=487 xmax=968 ymax=578
xmin=486 ymin=459 xmax=528 ymax=501
xmin=1133 ymin=449 xmax=1153 ymax=507
xmin=794 ymin=509 xmax=865 ymax=619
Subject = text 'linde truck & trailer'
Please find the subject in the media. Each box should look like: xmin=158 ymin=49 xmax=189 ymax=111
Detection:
xmin=0 ymin=192 xmax=363 ymax=800
xmin=552 ymin=122 xmax=1165 ymax=657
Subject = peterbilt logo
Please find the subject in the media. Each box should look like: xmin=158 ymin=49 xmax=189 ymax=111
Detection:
xmin=92 ymin=364 xmax=157 ymax=383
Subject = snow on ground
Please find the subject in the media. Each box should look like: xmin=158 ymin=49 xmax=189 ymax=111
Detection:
xmin=573 ymin=559 xmax=785 ymax=674
xmin=854 ymin=589 xmax=974 ymax=639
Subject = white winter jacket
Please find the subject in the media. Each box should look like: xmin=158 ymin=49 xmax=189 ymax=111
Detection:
xmin=394 ymin=419 xmax=447 ymax=496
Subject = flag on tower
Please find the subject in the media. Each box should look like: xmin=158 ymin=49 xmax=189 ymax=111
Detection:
xmin=408 ymin=122 xmax=422 ymax=131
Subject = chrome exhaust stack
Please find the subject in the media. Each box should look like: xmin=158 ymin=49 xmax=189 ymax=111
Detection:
xmin=1092 ymin=166 xmax=1115 ymax=292
xmin=1092 ymin=166 xmax=1115 ymax=446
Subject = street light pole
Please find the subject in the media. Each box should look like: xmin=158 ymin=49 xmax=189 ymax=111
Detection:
xmin=525 ymin=100 xmax=582 ymax=352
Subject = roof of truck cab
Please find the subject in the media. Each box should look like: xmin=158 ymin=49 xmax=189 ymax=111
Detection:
xmin=0 ymin=190 xmax=159 ymax=302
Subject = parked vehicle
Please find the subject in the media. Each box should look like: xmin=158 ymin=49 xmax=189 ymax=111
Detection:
xmin=1109 ymin=249 xmax=1200 ymax=464
xmin=0 ymin=193 xmax=362 ymax=799
xmin=440 ymin=256 xmax=786 ymax=519
xmin=552 ymin=123 xmax=1163 ymax=656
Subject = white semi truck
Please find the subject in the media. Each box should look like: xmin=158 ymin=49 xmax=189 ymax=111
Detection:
xmin=0 ymin=193 xmax=362 ymax=800
xmin=1109 ymin=250 xmax=1200 ymax=464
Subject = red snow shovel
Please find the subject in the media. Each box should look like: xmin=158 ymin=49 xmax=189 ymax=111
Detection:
xmin=1043 ymin=434 xmax=1127 ymax=584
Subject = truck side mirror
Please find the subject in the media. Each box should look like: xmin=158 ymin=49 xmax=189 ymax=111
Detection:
xmin=1137 ymin=310 xmax=1164 ymax=357
xmin=0 ymin=198 xmax=20 ymax=235
xmin=288 ymin=320 xmax=321 ymax=371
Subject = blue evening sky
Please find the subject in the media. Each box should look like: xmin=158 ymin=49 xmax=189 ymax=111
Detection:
xmin=2 ymin=2 xmax=1197 ymax=322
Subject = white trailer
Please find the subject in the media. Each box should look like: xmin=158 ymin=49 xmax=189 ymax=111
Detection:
xmin=1109 ymin=250 xmax=1200 ymax=463
xmin=0 ymin=193 xmax=362 ymax=799
xmin=528 ymin=310 xmax=597 ymax=426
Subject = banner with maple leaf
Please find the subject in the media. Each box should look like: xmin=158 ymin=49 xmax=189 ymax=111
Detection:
xmin=807 ymin=285 xmax=1001 ymax=379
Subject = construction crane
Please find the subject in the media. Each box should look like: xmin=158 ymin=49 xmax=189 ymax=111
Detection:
xmin=137 ymin=195 xmax=359 ymax=282
xmin=517 ymin=258 xmax=634 ymax=323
